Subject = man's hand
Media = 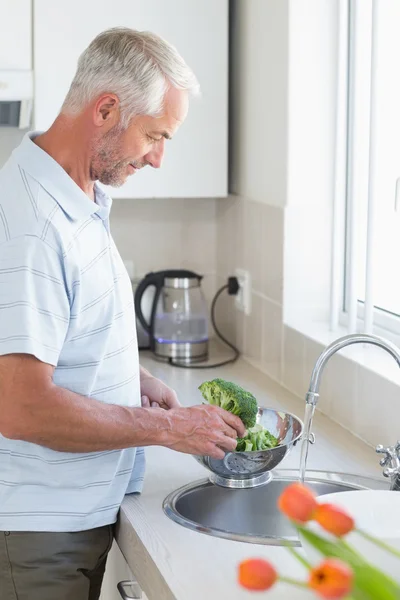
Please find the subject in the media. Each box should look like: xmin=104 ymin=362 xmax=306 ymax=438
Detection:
xmin=138 ymin=366 xmax=245 ymax=458
xmin=140 ymin=366 xmax=180 ymax=410
xmin=160 ymin=405 xmax=246 ymax=459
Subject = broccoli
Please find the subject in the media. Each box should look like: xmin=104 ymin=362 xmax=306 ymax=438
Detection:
xmin=198 ymin=378 xmax=258 ymax=429
xmin=236 ymin=437 xmax=254 ymax=452
xmin=236 ymin=425 xmax=279 ymax=452
xmin=198 ymin=378 xmax=279 ymax=452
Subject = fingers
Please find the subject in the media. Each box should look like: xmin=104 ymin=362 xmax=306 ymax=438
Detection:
xmin=217 ymin=434 xmax=237 ymax=453
xmin=208 ymin=446 xmax=225 ymax=460
xmin=224 ymin=424 xmax=239 ymax=439
xmin=218 ymin=409 xmax=246 ymax=437
xmin=207 ymin=435 xmax=237 ymax=459
xmin=164 ymin=405 xmax=245 ymax=459
xmin=166 ymin=390 xmax=181 ymax=409
xmin=141 ymin=395 xmax=150 ymax=408
xmin=142 ymin=396 xmax=165 ymax=409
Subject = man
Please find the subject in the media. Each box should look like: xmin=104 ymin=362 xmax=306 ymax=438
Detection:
xmin=0 ymin=28 xmax=244 ymax=600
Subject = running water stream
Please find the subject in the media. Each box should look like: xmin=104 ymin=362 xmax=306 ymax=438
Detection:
xmin=299 ymin=403 xmax=315 ymax=482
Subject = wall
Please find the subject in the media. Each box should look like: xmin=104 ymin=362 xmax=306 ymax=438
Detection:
xmin=216 ymin=196 xmax=284 ymax=380
xmin=219 ymin=0 xmax=288 ymax=373
xmin=220 ymin=0 xmax=400 ymax=452
xmin=110 ymin=197 xmax=218 ymax=309
xmin=0 ymin=128 xmax=26 ymax=166
xmin=229 ymin=0 xmax=289 ymax=207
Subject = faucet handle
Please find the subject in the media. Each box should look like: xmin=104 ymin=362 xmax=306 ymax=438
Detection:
xmin=383 ymin=466 xmax=400 ymax=479
xmin=376 ymin=444 xmax=400 ymax=478
xmin=395 ymin=441 xmax=400 ymax=457
xmin=376 ymin=444 xmax=394 ymax=467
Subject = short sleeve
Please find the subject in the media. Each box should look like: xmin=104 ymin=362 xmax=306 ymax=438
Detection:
xmin=0 ymin=235 xmax=70 ymax=366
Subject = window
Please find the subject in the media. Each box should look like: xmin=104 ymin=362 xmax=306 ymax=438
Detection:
xmin=343 ymin=0 xmax=400 ymax=337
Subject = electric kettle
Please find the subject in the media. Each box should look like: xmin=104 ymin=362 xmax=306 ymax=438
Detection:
xmin=134 ymin=270 xmax=209 ymax=363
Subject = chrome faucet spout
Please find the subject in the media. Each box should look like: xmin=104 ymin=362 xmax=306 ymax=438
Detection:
xmin=304 ymin=333 xmax=400 ymax=490
xmin=306 ymin=333 xmax=400 ymax=406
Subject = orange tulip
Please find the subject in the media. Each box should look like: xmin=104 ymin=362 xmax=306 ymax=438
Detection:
xmin=278 ymin=483 xmax=318 ymax=523
xmin=309 ymin=558 xmax=353 ymax=599
xmin=314 ymin=503 xmax=355 ymax=537
xmin=238 ymin=558 xmax=278 ymax=591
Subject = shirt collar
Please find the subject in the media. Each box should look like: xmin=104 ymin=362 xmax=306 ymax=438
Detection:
xmin=12 ymin=131 xmax=113 ymax=221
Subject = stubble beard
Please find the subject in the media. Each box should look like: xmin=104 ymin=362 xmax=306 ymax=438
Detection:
xmin=90 ymin=126 xmax=129 ymax=187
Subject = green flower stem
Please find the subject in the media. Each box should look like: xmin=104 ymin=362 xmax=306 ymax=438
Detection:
xmin=279 ymin=576 xmax=309 ymax=588
xmin=286 ymin=544 xmax=312 ymax=570
xmin=356 ymin=528 xmax=400 ymax=559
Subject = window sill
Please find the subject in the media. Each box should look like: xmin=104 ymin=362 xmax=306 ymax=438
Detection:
xmin=285 ymin=315 xmax=400 ymax=388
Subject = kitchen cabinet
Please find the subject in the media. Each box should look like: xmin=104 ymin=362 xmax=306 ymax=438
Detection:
xmin=100 ymin=541 xmax=148 ymax=600
xmin=0 ymin=0 xmax=32 ymax=69
xmin=33 ymin=0 xmax=228 ymax=199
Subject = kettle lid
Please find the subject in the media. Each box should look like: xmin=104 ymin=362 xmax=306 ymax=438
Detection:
xmin=149 ymin=269 xmax=203 ymax=289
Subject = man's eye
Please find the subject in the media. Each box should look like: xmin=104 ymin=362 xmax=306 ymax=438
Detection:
xmin=147 ymin=135 xmax=161 ymax=143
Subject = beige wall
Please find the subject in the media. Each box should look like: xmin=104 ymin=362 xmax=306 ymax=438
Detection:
xmin=216 ymin=197 xmax=284 ymax=380
xmin=110 ymin=197 xmax=219 ymax=314
xmin=222 ymin=0 xmax=288 ymax=370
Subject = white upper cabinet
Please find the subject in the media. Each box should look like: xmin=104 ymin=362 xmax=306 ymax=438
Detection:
xmin=0 ymin=0 xmax=32 ymax=70
xmin=33 ymin=0 xmax=228 ymax=198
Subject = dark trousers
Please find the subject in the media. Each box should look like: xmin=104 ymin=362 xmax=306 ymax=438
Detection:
xmin=0 ymin=525 xmax=114 ymax=600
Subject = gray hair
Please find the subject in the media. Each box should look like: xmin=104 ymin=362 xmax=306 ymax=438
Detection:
xmin=62 ymin=27 xmax=200 ymax=127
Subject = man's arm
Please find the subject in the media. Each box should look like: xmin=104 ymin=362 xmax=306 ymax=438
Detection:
xmin=0 ymin=354 xmax=245 ymax=459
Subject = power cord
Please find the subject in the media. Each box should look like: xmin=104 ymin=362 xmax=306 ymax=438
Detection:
xmin=169 ymin=276 xmax=241 ymax=369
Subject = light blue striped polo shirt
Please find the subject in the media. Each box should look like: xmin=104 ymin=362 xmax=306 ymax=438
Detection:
xmin=0 ymin=132 xmax=145 ymax=532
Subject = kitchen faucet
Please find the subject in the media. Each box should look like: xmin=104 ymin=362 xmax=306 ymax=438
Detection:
xmin=305 ymin=333 xmax=400 ymax=491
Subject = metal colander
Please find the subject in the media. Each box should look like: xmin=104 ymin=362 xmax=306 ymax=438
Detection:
xmin=193 ymin=407 xmax=304 ymax=488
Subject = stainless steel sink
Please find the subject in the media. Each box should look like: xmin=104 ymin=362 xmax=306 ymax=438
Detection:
xmin=163 ymin=469 xmax=390 ymax=546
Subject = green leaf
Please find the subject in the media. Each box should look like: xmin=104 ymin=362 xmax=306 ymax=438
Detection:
xmin=299 ymin=527 xmax=361 ymax=563
xmin=356 ymin=529 xmax=400 ymax=560
xmin=298 ymin=527 xmax=400 ymax=600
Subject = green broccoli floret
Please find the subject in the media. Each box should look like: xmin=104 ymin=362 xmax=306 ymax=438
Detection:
xmin=199 ymin=379 xmax=279 ymax=452
xmin=247 ymin=425 xmax=279 ymax=451
xmin=236 ymin=437 xmax=247 ymax=452
xmin=233 ymin=437 xmax=254 ymax=452
xmin=198 ymin=378 xmax=258 ymax=429
xmin=235 ymin=425 xmax=279 ymax=452
xmin=259 ymin=429 xmax=279 ymax=449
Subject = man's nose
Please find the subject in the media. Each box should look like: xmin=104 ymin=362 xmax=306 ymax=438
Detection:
xmin=145 ymin=138 xmax=165 ymax=169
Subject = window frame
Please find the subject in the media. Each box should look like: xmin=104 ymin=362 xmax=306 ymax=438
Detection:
xmin=342 ymin=0 xmax=400 ymax=341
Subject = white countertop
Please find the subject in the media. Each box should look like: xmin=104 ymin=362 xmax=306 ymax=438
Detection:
xmin=116 ymin=348 xmax=385 ymax=600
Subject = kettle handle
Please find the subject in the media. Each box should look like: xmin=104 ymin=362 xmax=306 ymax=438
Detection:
xmin=134 ymin=272 xmax=164 ymax=335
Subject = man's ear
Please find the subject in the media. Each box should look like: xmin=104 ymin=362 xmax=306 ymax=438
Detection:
xmin=93 ymin=94 xmax=120 ymax=127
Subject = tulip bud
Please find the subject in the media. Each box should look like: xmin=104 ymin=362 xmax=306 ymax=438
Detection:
xmin=278 ymin=483 xmax=318 ymax=523
xmin=238 ymin=558 xmax=278 ymax=591
xmin=314 ymin=503 xmax=355 ymax=537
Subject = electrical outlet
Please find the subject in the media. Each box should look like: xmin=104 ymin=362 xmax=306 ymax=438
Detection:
xmin=235 ymin=268 xmax=252 ymax=315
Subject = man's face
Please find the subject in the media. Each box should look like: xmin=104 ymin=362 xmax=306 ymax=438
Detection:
xmin=90 ymin=86 xmax=188 ymax=187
